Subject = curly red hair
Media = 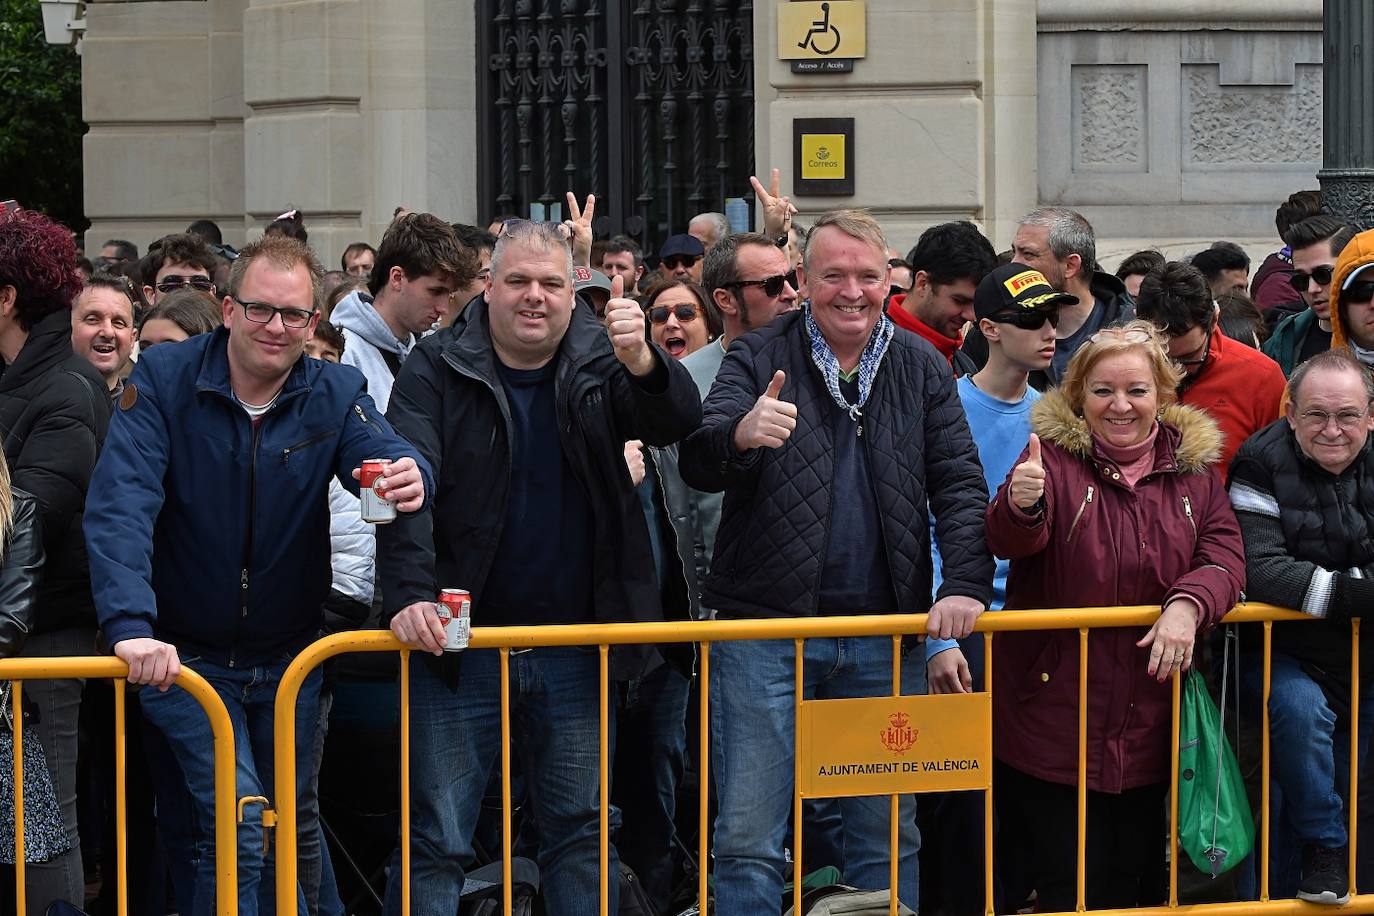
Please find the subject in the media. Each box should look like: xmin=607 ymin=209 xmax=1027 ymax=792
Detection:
xmin=0 ymin=209 xmax=82 ymax=331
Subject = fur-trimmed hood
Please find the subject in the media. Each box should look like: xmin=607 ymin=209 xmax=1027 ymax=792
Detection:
xmin=1030 ymin=387 xmax=1224 ymax=474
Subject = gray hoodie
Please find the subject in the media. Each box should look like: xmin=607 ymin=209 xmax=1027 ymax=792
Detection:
xmin=330 ymin=289 xmax=418 ymax=412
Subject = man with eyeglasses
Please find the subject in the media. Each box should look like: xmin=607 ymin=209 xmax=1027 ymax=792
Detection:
xmin=888 ymin=221 xmax=997 ymax=367
xmin=1264 ymin=216 xmax=1359 ymax=376
xmin=1229 ymin=348 xmax=1374 ymax=906
xmin=85 ymin=234 xmax=433 ymax=916
xmin=137 ymin=232 xmax=219 ymax=306
xmin=1135 ymin=261 xmax=1285 ymax=471
xmin=657 ymin=233 xmax=705 ymax=284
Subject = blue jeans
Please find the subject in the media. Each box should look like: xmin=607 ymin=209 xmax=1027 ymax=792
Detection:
xmin=613 ymin=662 xmax=690 ymax=912
xmin=711 ymin=637 xmax=925 ymax=915
xmin=140 ymin=656 xmax=322 ymax=916
xmin=383 ymin=647 xmax=620 ymax=916
xmin=1244 ymin=649 xmax=1374 ymax=896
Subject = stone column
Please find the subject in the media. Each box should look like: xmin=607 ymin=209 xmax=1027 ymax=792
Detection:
xmin=1318 ymin=0 xmax=1374 ymax=229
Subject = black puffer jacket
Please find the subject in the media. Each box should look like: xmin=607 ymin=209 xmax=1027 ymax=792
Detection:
xmin=0 ymin=309 xmax=110 ymax=634
xmin=0 ymin=489 xmax=43 ymax=656
xmin=378 ymin=296 xmax=702 ymax=679
xmin=678 ymin=311 xmax=994 ymax=618
xmin=1229 ymin=419 xmax=1374 ymax=681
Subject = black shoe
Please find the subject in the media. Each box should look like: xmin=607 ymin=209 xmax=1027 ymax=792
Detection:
xmin=1298 ymin=844 xmax=1351 ymax=905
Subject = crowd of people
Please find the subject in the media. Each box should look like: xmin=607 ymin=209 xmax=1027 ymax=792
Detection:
xmin=0 ymin=180 xmax=1373 ymax=916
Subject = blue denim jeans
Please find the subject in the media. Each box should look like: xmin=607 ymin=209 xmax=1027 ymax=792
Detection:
xmin=710 ymin=637 xmax=925 ymax=915
xmin=1244 ymin=649 xmax=1374 ymax=896
xmin=383 ymin=647 xmax=619 ymax=916
xmin=140 ymin=656 xmax=322 ymax=916
xmin=613 ymin=662 xmax=690 ymax=912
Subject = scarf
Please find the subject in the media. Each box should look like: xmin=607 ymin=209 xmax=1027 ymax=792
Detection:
xmin=1353 ymin=341 xmax=1374 ymax=368
xmin=804 ymin=302 xmax=895 ymax=419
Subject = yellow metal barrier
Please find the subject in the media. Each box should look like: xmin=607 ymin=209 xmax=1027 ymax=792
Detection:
xmin=0 ymin=657 xmax=240 ymax=916
xmin=271 ymin=603 xmax=1373 ymax=916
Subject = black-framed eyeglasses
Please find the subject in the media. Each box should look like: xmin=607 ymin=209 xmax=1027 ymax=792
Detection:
xmin=725 ymin=274 xmax=790 ymax=298
xmin=1345 ymin=280 xmax=1374 ymax=304
xmin=989 ymin=309 xmax=1060 ymax=331
xmin=233 ymin=296 xmax=316 ymax=329
xmin=157 ymin=275 xmax=215 ymax=294
xmin=662 ymin=255 xmax=699 ymax=270
xmin=1290 ymin=264 xmax=1334 ymax=293
xmin=1171 ymin=321 xmax=1214 ymax=369
xmin=647 ymin=304 xmax=699 ymax=325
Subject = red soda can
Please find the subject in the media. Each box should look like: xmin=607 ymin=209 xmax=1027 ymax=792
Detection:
xmin=437 ymin=588 xmax=471 ymax=651
xmin=359 ymin=458 xmax=396 ymax=524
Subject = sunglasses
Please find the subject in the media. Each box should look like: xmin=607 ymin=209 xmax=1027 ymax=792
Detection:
xmin=662 ymin=255 xmax=699 ymax=270
xmin=1345 ymin=280 xmax=1374 ymax=304
xmin=156 ymin=275 xmax=215 ymax=294
xmin=726 ymin=274 xmax=790 ymax=298
xmin=647 ymin=304 xmax=699 ymax=325
xmin=989 ymin=309 xmax=1060 ymax=331
xmin=1290 ymin=264 xmax=1334 ymax=293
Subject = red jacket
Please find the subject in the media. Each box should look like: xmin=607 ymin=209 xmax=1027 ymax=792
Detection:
xmin=887 ymin=294 xmax=960 ymax=363
xmin=1179 ymin=328 xmax=1285 ymax=474
xmin=985 ymin=391 xmax=1246 ymax=793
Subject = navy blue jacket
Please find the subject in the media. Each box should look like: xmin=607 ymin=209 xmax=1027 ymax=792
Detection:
xmin=85 ymin=328 xmax=433 ymax=667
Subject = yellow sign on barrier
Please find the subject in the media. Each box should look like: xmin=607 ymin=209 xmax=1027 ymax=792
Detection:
xmin=797 ymin=692 xmax=991 ymax=798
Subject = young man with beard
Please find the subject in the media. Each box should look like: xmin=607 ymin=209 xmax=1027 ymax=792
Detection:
xmin=886 ymin=221 xmax=997 ymax=365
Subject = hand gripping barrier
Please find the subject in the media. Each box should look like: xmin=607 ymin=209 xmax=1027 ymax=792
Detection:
xmin=269 ymin=604 xmax=1374 ymax=916
xmin=0 ymin=657 xmax=239 ymax=916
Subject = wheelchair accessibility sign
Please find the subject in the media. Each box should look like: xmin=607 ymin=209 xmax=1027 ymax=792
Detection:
xmin=778 ymin=1 xmax=866 ymax=72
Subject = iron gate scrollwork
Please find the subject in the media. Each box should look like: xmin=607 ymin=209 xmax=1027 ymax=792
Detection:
xmin=477 ymin=0 xmax=755 ymax=253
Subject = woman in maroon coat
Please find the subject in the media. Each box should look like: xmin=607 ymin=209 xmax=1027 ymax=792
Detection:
xmin=985 ymin=321 xmax=1246 ymax=911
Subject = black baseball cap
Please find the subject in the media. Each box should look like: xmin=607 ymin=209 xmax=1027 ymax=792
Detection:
xmin=974 ymin=262 xmax=1079 ymax=322
xmin=659 ymin=234 xmax=705 ymax=260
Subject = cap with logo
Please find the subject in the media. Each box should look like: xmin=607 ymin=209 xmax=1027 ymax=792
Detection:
xmin=974 ymin=262 xmax=1079 ymax=322
xmin=573 ymin=266 xmax=613 ymax=295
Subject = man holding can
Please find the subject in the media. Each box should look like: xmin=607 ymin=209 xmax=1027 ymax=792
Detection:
xmin=378 ymin=219 xmax=702 ymax=916
xmin=84 ymin=235 xmax=434 ymax=916
xmin=679 ymin=209 xmax=994 ymax=914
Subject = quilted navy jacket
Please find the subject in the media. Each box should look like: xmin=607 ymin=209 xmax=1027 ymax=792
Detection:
xmin=678 ymin=311 xmax=994 ymax=618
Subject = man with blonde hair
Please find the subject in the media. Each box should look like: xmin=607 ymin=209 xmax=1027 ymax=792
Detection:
xmin=680 ymin=209 xmax=994 ymax=913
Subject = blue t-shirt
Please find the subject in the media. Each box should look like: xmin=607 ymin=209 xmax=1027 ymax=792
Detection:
xmin=927 ymin=375 xmax=1039 ymax=666
xmin=480 ymin=360 xmax=595 ymax=625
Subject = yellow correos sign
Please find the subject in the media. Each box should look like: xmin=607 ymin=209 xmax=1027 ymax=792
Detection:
xmin=797 ymin=692 xmax=992 ymax=797
xmin=800 ymin=133 xmax=847 ymax=181
xmin=778 ymin=1 xmax=866 ymax=61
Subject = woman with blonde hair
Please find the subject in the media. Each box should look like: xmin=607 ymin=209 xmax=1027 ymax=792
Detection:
xmin=985 ymin=320 xmax=1246 ymax=910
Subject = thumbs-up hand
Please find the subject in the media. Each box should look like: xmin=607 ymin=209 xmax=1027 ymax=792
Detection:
xmin=605 ymin=274 xmax=655 ymax=377
xmin=1010 ymin=433 xmax=1046 ymax=510
xmin=733 ymin=370 xmax=798 ymax=453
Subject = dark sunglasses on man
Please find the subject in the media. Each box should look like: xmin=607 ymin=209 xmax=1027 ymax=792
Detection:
xmin=1289 ymin=265 xmax=1334 ymax=293
xmin=661 ymin=255 xmax=699 ymax=271
xmin=725 ymin=274 xmax=789 ymax=298
xmin=987 ymin=308 xmax=1060 ymax=331
xmin=646 ymin=304 xmax=699 ymax=325
xmin=156 ymin=274 xmax=216 ymax=295
xmin=1345 ymin=280 xmax=1374 ymax=305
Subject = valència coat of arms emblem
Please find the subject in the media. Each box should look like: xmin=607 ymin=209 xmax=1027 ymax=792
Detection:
xmin=880 ymin=711 xmax=918 ymax=755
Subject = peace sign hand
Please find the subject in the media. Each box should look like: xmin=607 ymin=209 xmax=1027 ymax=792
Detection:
xmin=749 ymin=168 xmax=798 ymax=240
xmin=565 ymin=191 xmax=596 ymax=268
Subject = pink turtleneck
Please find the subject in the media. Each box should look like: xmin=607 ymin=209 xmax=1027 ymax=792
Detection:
xmin=1092 ymin=422 xmax=1160 ymax=488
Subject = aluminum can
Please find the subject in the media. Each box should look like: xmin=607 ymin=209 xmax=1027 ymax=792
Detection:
xmin=437 ymin=588 xmax=471 ymax=651
xmin=359 ymin=458 xmax=396 ymax=524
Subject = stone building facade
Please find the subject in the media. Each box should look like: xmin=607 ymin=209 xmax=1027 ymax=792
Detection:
xmin=78 ymin=0 xmax=1323 ymax=269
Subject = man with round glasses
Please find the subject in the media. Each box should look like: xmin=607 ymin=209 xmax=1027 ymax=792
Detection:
xmin=137 ymin=232 xmax=220 ymax=306
xmin=85 ymin=234 xmax=433 ymax=914
xmin=1135 ymin=261 xmax=1285 ymax=471
xmin=1264 ymin=216 xmax=1359 ymax=376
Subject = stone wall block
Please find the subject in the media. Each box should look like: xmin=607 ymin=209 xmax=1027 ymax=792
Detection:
xmin=243 ymin=0 xmax=364 ymax=106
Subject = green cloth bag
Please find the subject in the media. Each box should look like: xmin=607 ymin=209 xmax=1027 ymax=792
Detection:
xmin=1178 ymin=668 xmax=1255 ymax=877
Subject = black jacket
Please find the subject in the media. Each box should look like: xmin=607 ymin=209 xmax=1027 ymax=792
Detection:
xmin=1229 ymin=420 xmax=1374 ymax=682
xmin=678 ymin=311 xmax=994 ymax=618
xmin=378 ymin=296 xmax=702 ymax=678
xmin=955 ymin=270 xmax=1136 ymax=389
xmin=0 ymin=310 xmax=110 ymax=634
xmin=0 ymin=489 xmax=43 ymax=656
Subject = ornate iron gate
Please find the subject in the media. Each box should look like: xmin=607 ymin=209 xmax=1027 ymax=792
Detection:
xmin=477 ymin=0 xmax=756 ymax=251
